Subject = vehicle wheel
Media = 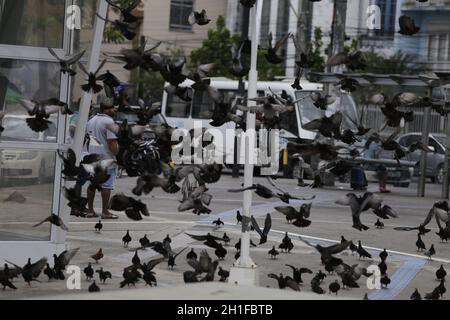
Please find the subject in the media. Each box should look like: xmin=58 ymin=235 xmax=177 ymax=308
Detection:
xmin=435 ymin=164 xmax=444 ymax=185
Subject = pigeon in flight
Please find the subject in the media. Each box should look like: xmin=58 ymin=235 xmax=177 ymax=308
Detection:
xmin=335 ymin=192 xmax=385 ymax=231
xmin=299 ymin=236 xmax=351 ymax=266
xmin=188 ymin=10 xmax=211 ymax=26
xmin=109 ymin=194 xmax=149 ymax=221
xmin=265 ymin=32 xmax=290 ymax=64
xmin=399 ymin=15 xmax=420 ymax=35
xmin=251 ymin=213 xmax=272 ymax=245
xmin=48 ymin=48 xmax=86 ymax=76
xmin=19 ymin=98 xmax=71 ymax=132
xmin=105 ymin=0 xmax=142 ymax=23
xmin=77 ymin=59 xmax=107 ymax=93
xmin=33 ymin=214 xmax=68 ymax=231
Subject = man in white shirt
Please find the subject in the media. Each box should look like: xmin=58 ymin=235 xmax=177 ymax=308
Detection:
xmin=85 ymin=98 xmax=119 ymax=219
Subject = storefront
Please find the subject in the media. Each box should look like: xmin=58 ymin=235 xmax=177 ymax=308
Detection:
xmin=0 ymin=0 xmax=102 ymax=263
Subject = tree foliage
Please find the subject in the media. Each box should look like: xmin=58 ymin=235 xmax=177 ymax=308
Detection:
xmin=190 ymin=16 xmax=283 ymax=80
xmin=305 ymin=27 xmax=326 ymax=72
xmin=358 ymin=51 xmax=429 ymax=75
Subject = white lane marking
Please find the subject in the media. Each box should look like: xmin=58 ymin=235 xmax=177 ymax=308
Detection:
xmin=198 ymin=221 xmax=450 ymax=264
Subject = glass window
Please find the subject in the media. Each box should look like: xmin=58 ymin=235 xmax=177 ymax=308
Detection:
xmin=0 ymin=0 xmax=65 ymax=48
xmin=170 ymin=0 xmax=193 ymax=30
xmin=192 ymin=90 xmax=240 ymax=119
xmin=438 ymin=35 xmax=447 ymax=60
xmin=0 ymin=148 xmax=55 ymax=241
xmin=73 ymin=0 xmax=100 ymax=54
xmin=295 ymin=91 xmax=322 ymax=126
xmin=165 ymin=89 xmax=192 ymax=118
xmin=340 ymin=94 xmax=359 ymax=131
xmin=428 ymin=35 xmax=438 ymax=60
xmin=192 ymin=90 xmax=214 ymax=119
xmin=0 ymin=59 xmax=60 ymax=142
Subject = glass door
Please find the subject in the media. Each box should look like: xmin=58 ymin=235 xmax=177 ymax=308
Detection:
xmin=0 ymin=0 xmax=98 ymax=245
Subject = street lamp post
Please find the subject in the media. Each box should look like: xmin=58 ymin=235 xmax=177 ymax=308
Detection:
xmin=228 ymin=0 xmax=263 ymax=286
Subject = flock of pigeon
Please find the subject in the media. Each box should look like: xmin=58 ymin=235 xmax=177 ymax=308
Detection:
xmin=0 ymin=0 xmax=449 ymax=300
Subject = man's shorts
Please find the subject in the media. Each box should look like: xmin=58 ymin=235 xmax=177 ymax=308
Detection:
xmin=102 ymin=167 xmax=117 ymax=190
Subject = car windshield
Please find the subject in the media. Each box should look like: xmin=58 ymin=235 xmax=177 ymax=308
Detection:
xmin=434 ymin=135 xmax=447 ymax=147
xmin=295 ymin=91 xmax=322 ymax=126
xmin=1 ymin=117 xmax=40 ymax=140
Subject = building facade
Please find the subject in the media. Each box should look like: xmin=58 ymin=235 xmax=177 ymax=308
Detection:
xmin=394 ymin=0 xmax=450 ymax=73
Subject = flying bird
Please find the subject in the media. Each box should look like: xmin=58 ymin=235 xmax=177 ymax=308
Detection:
xmin=188 ymin=10 xmax=211 ymax=26
xmin=105 ymin=0 xmax=142 ymax=23
xmin=19 ymin=98 xmax=71 ymax=132
xmin=399 ymin=15 xmax=420 ymax=35
xmin=335 ymin=192 xmax=385 ymax=231
xmin=109 ymin=194 xmax=149 ymax=221
xmin=48 ymin=48 xmax=86 ymax=76
xmin=33 ymin=214 xmax=68 ymax=231
xmin=251 ymin=213 xmax=271 ymax=245
xmin=265 ymin=32 xmax=290 ymax=64
xmin=77 ymin=59 xmax=107 ymax=93
xmin=298 ymin=236 xmax=351 ymax=266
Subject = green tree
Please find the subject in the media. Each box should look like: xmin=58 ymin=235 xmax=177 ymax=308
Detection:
xmin=359 ymin=51 xmax=429 ymax=75
xmin=305 ymin=27 xmax=326 ymax=72
xmin=102 ymin=0 xmax=140 ymax=43
xmin=190 ymin=16 xmax=283 ymax=80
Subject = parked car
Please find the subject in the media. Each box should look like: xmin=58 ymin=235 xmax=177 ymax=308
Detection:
xmin=0 ymin=115 xmax=56 ymax=185
xmin=337 ymin=140 xmax=413 ymax=188
xmin=381 ymin=132 xmax=449 ymax=184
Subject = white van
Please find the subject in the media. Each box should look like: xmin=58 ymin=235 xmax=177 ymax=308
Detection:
xmin=161 ymin=78 xmax=360 ymax=176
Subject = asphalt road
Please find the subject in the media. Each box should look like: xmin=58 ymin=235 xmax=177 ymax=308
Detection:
xmin=1 ymin=174 xmax=449 ymax=300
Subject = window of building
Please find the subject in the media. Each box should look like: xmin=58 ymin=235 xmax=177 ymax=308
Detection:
xmin=375 ymin=0 xmax=397 ymax=36
xmin=438 ymin=34 xmax=447 ymax=60
xmin=428 ymin=35 xmax=438 ymax=60
xmin=0 ymin=0 xmax=65 ymax=48
xmin=170 ymin=0 xmax=193 ymax=31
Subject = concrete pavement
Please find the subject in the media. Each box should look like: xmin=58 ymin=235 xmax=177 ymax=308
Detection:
xmin=0 ymin=174 xmax=449 ymax=300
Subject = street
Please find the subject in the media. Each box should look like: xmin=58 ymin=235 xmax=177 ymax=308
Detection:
xmin=1 ymin=174 xmax=448 ymax=300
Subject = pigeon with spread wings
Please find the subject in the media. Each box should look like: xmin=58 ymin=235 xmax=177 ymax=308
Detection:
xmin=266 ymin=177 xmax=316 ymax=203
xmin=265 ymin=32 xmax=291 ymax=64
xmin=48 ymin=48 xmax=86 ymax=76
xmin=298 ymin=236 xmax=351 ymax=266
xmin=302 ymin=112 xmax=342 ymax=138
xmin=105 ymin=0 xmax=142 ymax=23
xmin=274 ymin=204 xmax=312 ymax=228
xmin=19 ymin=98 xmax=72 ymax=132
xmin=395 ymin=201 xmax=448 ymax=234
xmin=251 ymin=213 xmax=271 ymax=245
xmin=77 ymin=59 xmax=107 ymax=93
xmin=336 ymin=192 xmax=387 ymax=231
xmin=33 ymin=214 xmax=69 ymax=231
xmin=185 ymin=233 xmax=225 ymax=249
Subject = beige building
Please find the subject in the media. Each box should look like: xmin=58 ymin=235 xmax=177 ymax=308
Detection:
xmin=102 ymin=0 xmax=229 ymax=82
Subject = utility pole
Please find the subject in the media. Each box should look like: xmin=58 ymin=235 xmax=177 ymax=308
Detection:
xmin=233 ymin=5 xmax=250 ymax=178
xmin=330 ymin=0 xmax=348 ymax=74
xmin=228 ymin=1 xmax=263 ymax=286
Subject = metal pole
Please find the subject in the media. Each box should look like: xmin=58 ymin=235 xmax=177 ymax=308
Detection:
xmin=228 ymin=1 xmax=263 ymax=286
xmin=418 ymin=101 xmax=431 ymax=197
xmin=72 ymin=0 xmax=108 ymax=164
xmin=442 ymin=114 xmax=450 ymax=199
xmin=233 ymin=6 xmax=250 ymax=179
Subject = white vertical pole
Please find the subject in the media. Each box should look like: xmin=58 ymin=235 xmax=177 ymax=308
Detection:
xmin=228 ymin=0 xmax=263 ymax=287
xmin=72 ymin=0 xmax=108 ymax=164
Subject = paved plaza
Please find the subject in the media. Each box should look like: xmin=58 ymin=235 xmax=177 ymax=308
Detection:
xmin=0 ymin=174 xmax=448 ymax=300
